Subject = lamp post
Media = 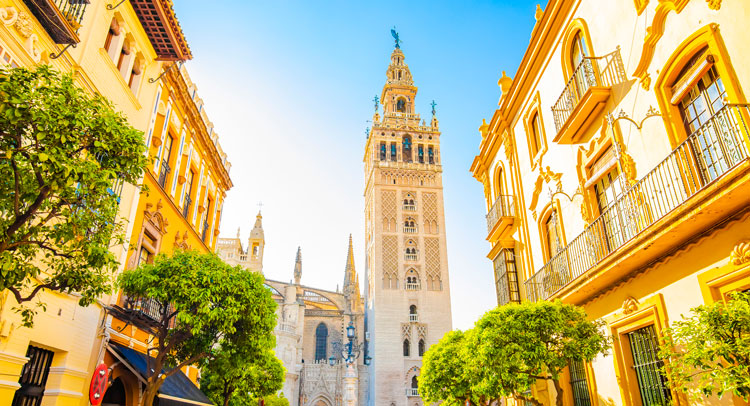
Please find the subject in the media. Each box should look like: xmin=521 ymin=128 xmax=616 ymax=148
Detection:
xmin=332 ymin=321 xmax=367 ymax=406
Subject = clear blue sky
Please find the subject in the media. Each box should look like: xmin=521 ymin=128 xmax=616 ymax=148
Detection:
xmin=172 ymin=0 xmax=541 ymax=330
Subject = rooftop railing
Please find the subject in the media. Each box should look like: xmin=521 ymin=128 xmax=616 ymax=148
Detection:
xmin=525 ymin=104 xmax=750 ymax=301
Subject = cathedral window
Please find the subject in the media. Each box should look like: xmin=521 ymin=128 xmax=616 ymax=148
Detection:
xmin=403 ymin=339 xmax=410 ymax=357
xmin=403 ymin=194 xmax=416 ymax=211
xmin=418 ymin=339 xmax=425 ymax=356
xmin=390 ymin=143 xmax=397 ymax=161
xmin=380 ymin=142 xmax=386 ymax=161
xmin=418 ymin=145 xmax=424 ymax=163
xmin=428 ymin=146 xmax=434 ymax=164
xmin=402 ymin=135 xmax=412 ymax=162
xmin=397 ymin=97 xmax=406 ymax=112
xmin=314 ymin=323 xmax=328 ymax=362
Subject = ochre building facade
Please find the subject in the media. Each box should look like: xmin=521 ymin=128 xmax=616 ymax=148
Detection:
xmin=471 ymin=0 xmax=750 ymax=405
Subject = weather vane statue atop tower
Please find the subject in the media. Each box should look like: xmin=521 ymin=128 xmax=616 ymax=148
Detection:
xmin=373 ymin=95 xmax=379 ymax=112
xmin=390 ymin=27 xmax=401 ymax=49
xmin=431 ymin=100 xmax=437 ymax=116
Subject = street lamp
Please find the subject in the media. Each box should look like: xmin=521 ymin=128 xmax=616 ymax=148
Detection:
xmin=346 ymin=323 xmax=355 ymax=340
xmin=328 ymin=356 xmax=336 ymax=367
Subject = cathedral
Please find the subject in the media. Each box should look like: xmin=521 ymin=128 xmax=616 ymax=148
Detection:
xmin=216 ymin=39 xmax=453 ymax=406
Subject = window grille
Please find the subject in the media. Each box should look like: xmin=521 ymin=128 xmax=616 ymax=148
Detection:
xmin=12 ymin=346 xmax=54 ymax=406
xmin=568 ymin=360 xmax=592 ymax=406
xmin=627 ymin=325 xmax=672 ymax=405
xmin=494 ymin=249 xmax=520 ymax=306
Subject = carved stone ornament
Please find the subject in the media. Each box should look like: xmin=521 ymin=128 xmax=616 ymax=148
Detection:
xmin=0 ymin=7 xmax=18 ymax=27
xmin=144 ymin=199 xmax=169 ymax=235
xmin=174 ymin=231 xmax=190 ymax=250
xmin=528 ymin=166 xmax=563 ymax=212
xmin=706 ymin=0 xmax=721 ymax=10
xmin=622 ymin=296 xmax=640 ymax=314
xmin=730 ymin=241 xmax=750 ymax=265
xmin=14 ymin=10 xmax=33 ymax=38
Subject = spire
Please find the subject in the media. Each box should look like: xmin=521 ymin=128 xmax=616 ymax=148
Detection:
xmin=294 ymin=246 xmax=302 ymax=285
xmin=247 ymin=211 xmax=265 ymax=274
xmin=250 ymin=211 xmax=263 ymax=240
xmin=343 ymin=234 xmax=362 ymax=311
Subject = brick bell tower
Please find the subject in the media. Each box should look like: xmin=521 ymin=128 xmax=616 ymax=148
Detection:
xmin=363 ymin=35 xmax=453 ymax=406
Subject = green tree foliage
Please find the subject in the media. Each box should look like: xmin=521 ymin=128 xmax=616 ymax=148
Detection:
xmin=420 ymin=329 xmax=477 ymax=406
xmin=420 ymin=301 xmax=608 ymax=406
xmin=659 ymin=291 xmax=750 ymax=401
xmin=118 ymin=251 xmax=277 ymax=406
xmin=202 ymin=347 xmax=285 ymax=406
xmin=0 ymin=65 xmax=147 ymax=325
xmin=259 ymin=393 xmax=290 ymax=406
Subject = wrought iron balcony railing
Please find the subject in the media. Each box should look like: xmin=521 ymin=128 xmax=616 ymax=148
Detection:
xmin=119 ymin=295 xmax=175 ymax=330
xmin=551 ymin=48 xmax=626 ymax=133
xmin=486 ymin=194 xmax=516 ymax=233
xmin=525 ymin=104 xmax=750 ymax=302
xmin=24 ymin=0 xmax=89 ymax=44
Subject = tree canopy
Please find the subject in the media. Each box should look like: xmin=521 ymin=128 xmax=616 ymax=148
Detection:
xmin=118 ymin=250 xmax=278 ymax=406
xmin=659 ymin=291 xmax=750 ymax=401
xmin=202 ymin=347 xmax=285 ymax=406
xmin=421 ymin=301 xmax=609 ymax=406
xmin=0 ymin=65 xmax=148 ymax=325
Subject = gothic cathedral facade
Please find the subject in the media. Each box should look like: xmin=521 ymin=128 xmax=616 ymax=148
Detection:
xmin=364 ymin=45 xmax=453 ymax=406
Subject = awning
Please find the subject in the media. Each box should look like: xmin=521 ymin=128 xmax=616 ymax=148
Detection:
xmin=107 ymin=343 xmax=213 ymax=406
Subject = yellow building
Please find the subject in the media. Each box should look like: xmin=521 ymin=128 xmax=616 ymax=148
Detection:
xmin=0 ymin=1 xmax=198 ymax=405
xmin=471 ymin=1 xmax=750 ymax=405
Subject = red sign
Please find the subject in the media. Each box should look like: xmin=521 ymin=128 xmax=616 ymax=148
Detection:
xmin=89 ymin=363 xmax=109 ymax=405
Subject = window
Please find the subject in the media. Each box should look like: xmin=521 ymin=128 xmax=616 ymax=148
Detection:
xmin=570 ymin=31 xmax=589 ymax=68
xmin=428 ymin=146 xmax=434 ymax=164
xmin=417 ymin=145 xmax=424 ymax=163
xmin=494 ymin=248 xmax=520 ymax=306
xmin=183 ymin=171 xmax=194 ymax=218
xmin=158 ymin=136 xmax=174 ymax=188
xmin=128 ymin=57 xmax=144 ymax=94
xmin=411 ymin=376 xmax=418 ymax=389
xmin=405 ymin=240 xmax=417 ymax=261
xmin=380 ymin=142 xmax=386 ymax=161
xmin=593 ymin=164 xmax=630 ymax=250
xmin=403 ymin=194 xmax=416 ymax=211
xmin=314 ymin=323 xmax=328 ymax=361
xmin=402 ymin=135 xmax=412 ymax=162
xmin=137 ymin=231 xmax=157 ymax=267
xmin=397 ymin=98 xmax=406 ymax=112
xmin=390 ymin=143 xmax=397 ymax=161
xmin=418 ymin=339 xmax=425 ymax=357
xmin=117 ymin=40 xmax=130 ymax=71
xmin=409 ymin=305 xmax=418 ymax=322
xmin=543 ymin=210 xmax=564 ymax=261
xmin=540 ymin=206 xmax=569 ymax=297
xmin=568 ymin=360 xmax=592 ymax=406
xmin=104 ymin=18 xmax=123 ymax=62
xmin=403 ymin=339 xmax=410 ymax=357
xmin=405 ymin=269 xmax=420 ymax=290
xmin=203 ymin=197 xmax=213 ymax=242
xmin=12 ymin=346 xmax=54 ymax=406
xmin=627 ymin=325 xmax=672 ymax=405
xmin=404 ymin=217 xmax=416 ymax=233
xmin=384 ymin=272 xmax=398 ymax=289
xmin=529 ymin=112 xmax=543 ymax=157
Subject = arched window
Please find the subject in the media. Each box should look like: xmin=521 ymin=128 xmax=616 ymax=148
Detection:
xmin=404 ymin=217 xmax=416 ymax=233
xmin=405 ymin=269 xmax=420 ymax=290
xmin=570 ymin=31 xmax=589 ymax=69
xmin=402 ymin=135 xmax=412 ymax=162
xmin=403 ymin=339 xmax=410 ymax=357
xmin=397 ymin=98 xmax=406 ymax=112
xmin=418 ymin=339 xmax=425 ymax=356
xmin=403 ymin=193 xmax=416 ymax=210
xmin=411 ymin=376 xmax=418 ymax=389
xmin=409 ymin=304 xmax=418 ymax=322
xmin=529 ymin=112 xmax=543 ymax=157
xmin=409 ymin=305 xmax=417 ymax=314
xmin=405 ymin=240 xmax=417 ymax=261
xmin=543 ymin=209 xmax=564 ymax=261
xmin=314 ymin=323 xmax=328 ymax=361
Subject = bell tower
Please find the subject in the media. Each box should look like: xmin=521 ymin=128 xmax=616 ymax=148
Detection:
xmin=364 ymin=38 xmax=452 ymax=406
xmin=248 ymin=211 xmax=265 ymax=273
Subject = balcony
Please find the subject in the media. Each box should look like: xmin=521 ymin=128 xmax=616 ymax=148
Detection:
xmin=403 ymin=204 xmax=416 ymax=211
xmin=405 ymin=282 xmax=420 ymax=291
xmin=551 ymin=48 xmax=626 ymax=144
xmin=409 ymin=314 xmax=419 ymax=323
xmin=404 ymin=226 xmax=417 ymax=233
xmin=486 ymin=194 xmax=516 ymax=242
xmin=24 ymin=0 xmax=88 ymax=44
xmin=108 ymin=295 xmax=175 ymax=334
xmin=525 ymin=104 xmax=750 ymax=303
xmin=405 ymin=253 xmax=418 ymax=261
xmin=276 ymin=322 xmax=296 ymax=334
xmin=406 ymin=388 xmax=419 ymax=397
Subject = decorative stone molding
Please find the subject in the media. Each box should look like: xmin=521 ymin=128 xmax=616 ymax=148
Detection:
xmin=706 ymin=0 xmax=721 ymax=10
xmin=632 ymin=0 xmax=690 ymax=90
xmin=13 ymin=10 xmax=32 ymax=38
xmin=528 ymin=166 xmax=562 ymax=212
xmin=144 ymin=200 xmax=168 ymax=235
xmin=401 ymin=323 xmax=411 ymax=341
xmin=730 ymin=241 xmax=750 ymax=265
xmin=173 ymin=231 xmax=190 ymax=250
xmin=622 ymin=296 xmax=640 ymax=314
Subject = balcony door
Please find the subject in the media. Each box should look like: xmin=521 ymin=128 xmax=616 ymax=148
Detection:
xmin=543 ymin=210 xmax=568 ymax=295
xmin=678 ymin=63 xmax=733 ymax=184
xmin=593 ymin=164 xmax=630 ymax=253
xmin=570 ymin=31 xmax=591 ymax=101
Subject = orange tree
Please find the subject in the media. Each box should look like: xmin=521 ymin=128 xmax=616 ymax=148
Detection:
xmin=0 ymin=65 xmax=147 ymax=325
xmin=118 ymin=251 xmax=277 ymax=406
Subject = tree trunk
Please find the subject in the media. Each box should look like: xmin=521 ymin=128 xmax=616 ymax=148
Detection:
xmin=553 ymin=378 xmax=564 ymax=406
xmin=141 ymin=376 xmax=166 ymax=406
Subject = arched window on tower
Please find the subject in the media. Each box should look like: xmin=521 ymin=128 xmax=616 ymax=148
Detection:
xmin=314 ymin=323 xmax=328 ymax=362
xmin=390 ymin=143 xmax=397 ymax=161
xmin=418 ymin=339 xmax=425 ymax=356
xmin=405 ymin=269 xmax=420 ymax=290
xmin=404 ymin=217 xmax=416 ymax=233
xmin=380 ymin=142 xmax=386 ymax=161
xmin=403 ymin=193 xmax=416 ymax=211
xmin=397 ymin=98 xmax=406 ymax=112
xmin=428 ymin=146 xmax=434 ymax=164
xmin=418 ymin=145 xmax=424 ymax=163
xmin=405 ymin=240 xmax=417 ymax=261
xmin=402 ymin=135 xmax=412 ymax=162
xmin=409 ymin=305 xmax=418 ymax=322
xmin=403 ymin=339 xmax=410 ymax=357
